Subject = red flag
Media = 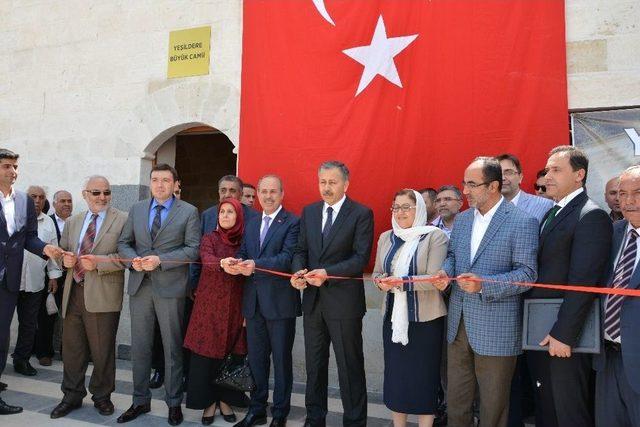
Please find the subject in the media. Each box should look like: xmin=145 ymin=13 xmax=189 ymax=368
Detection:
xmin=239 ymin=0 xmax=567 ymax=249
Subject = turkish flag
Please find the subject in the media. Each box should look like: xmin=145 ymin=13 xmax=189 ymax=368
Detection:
xmin=239 ymin=0 xmax=567 ymax=251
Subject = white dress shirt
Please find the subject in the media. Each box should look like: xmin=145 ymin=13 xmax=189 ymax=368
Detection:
xmin=322 ymin=194 xmax=347 ymax=230
xmin=260 ymin=205 xmax=283 ymax=236
xmin=20 ymin=213 xmax=62 ymax=292
xmin=511 ymin=190 xmax=522 ymax=206
xmin=76 ymin=210 xmax=107 ymax=252
xmin=0 ymin=188 xmax=16 ymax=236
xmin=555 ymin=187 xmax=584 ymax=213
xmin=470 ymin=197 xmax=504 ymax=260
xmin=54 ymin=213 xmax=66 ymax=234
xmin=604 ymin=223 xmax=640 ymax=344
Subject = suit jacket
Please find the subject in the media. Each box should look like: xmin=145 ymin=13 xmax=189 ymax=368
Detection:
xmin=118 ymin=198 xmax=201 ymax=298
xmin=0 ymin=190 xmax=47 ymax=292
xmin=190 ymin=202 xmax=260 ymax=286
xmin=50 ymin=214 xmax=62 ymax=243
xmin=593 ymin=219 xmax=640 ymax=393
xmin=527 ymin=191 xmax=612 ymax=346
xmin=59 ymin=207 xmax=128 ymax=316
xmin=515 ymin=190 xmax=554 ymax=224
xmin=237 ymin=207 xmax=302 ymax=320
xmin=443 ymin=200 xmax=539 ymax=356
xmin=291 ymin=197 xmax=374 ymax=319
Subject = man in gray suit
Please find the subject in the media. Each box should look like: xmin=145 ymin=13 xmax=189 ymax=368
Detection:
xmin=117 ymin=164 xmax=201 ymax=426
xmin=433 ymin=157 xmax=539 ymax=427
xmin=497 ymin=153 xmax=554 ymax=224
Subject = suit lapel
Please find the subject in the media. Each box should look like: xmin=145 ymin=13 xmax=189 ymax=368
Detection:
xmin=308 ymin=202 xmax=323 ymax=255
xmin=91 ymin=208 xmax=115 ymax=250
xmin=320 ymin=198 xmax=352 ymax=257
xmin=152 ymin=199 xmax=181 ymax=242
xmin=69 ymin=213 xmax=85 ymax=253
xmin=471 ymin=202 xmax=508 ymax=267
xmin=259 ymin=209 xmax=286 ymax=255
xmin=540 ymin=192 xmax=586 ymax=245
xmin=14 ymin=191 xmax=26 ymax=232
xmin=609 ymin=221 xmax=640 ymax=290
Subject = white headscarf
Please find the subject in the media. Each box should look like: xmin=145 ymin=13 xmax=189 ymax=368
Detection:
xmin=390 ymin=189 xmax=438 ymax=345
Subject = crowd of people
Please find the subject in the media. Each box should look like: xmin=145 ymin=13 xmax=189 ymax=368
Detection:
xmin=0 ymin=145 xmax=638 ymax=427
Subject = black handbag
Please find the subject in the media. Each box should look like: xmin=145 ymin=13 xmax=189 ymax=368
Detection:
xmin=213 ymin=353 xmax=255 ymax=392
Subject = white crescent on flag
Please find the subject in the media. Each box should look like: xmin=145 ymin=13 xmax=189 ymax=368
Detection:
xmin=312 ymin=0 xmax=335 ymax=26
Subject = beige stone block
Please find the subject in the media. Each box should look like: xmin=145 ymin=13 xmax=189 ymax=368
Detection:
xmin=607 ymin=35 xmax=640 ymax=71
xmin=567 ymin=39 xmax=608 ymax=74
xmin=566 ymin=0 xmax=640 ymax=41
xmin=568 ymin=70 xmax=640 ymax=109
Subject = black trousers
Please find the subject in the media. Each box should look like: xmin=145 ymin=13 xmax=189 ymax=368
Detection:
xmin=34 ymin=285 xmax=62 ymax=359
xmin=527 ymin=350 xmax=594 ymax=427
xmin=0 ymin=280 xmax=19 ymax=377
xmin=12 ymin=289 xmax=44 ymax=362
xmin=303 ymin=305 xmax=367 ymax=426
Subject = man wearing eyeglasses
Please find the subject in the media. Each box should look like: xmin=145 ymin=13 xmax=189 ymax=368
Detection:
xmin=50 ymin=175 xmax=128 ymax=420
xmin=497 ymin=154 xmax=554 ymax=225
xmin=432 ymin=156 xmax=539 ymax=427
xmin=434 ymin=185 xmax=463 ymax=237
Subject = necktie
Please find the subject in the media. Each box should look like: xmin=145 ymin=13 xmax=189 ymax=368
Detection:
xmin=73 ymin=214 xmax=98 ymax=283
xmin=541 ymin=204 xmax=561 ymax=232
xmin=150 ymin=205 xmax=163 ymax=240
xmin=322 ymin=206 xmax=334 ymax=242
xmin=604 ymin=229 xmax=639 ymax=342
xmin=260 ymin=216 xmax=271 ymax=247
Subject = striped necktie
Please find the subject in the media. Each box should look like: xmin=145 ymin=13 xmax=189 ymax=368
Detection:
xmin=73 ymin=214 xmax=98 ymax=283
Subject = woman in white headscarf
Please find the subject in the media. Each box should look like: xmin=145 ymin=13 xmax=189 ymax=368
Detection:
xmin=373 ymin=189 xmax=449 ymax=427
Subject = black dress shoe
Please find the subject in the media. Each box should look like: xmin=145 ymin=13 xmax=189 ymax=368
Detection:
xmin=201 ymin=415 xmax=214 ymax=425
xmin=168 ymin=406 xmax=183 ymax=426
xmin=94 ymin=399 xmax=115 ymax=416
xmin=234 ymin=412 xmax=267 ymax=427
xmin=302 ymin=419 xmax=326 ymax=427
xmin=219 ymin=406 xmax=236 ymax=423
xmin=0 ymin=381 xmax=6 ymax=391
xmin=0 ymin=398 xmax=23 ymax=415
xmin=117 ymin=403 xmax=151 ymax=423
xmin=50 ymin=401 xmax=82 ymax=418
xmin=270 ymin=418 xmax=287 ymax=427
xmin=13 ymin=360 xmax=37 ymax=376
xmin=149 ymin=369 xmax=164 ymax=389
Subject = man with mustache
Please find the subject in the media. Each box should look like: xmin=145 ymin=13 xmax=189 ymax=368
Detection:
xmin=291 ymin=161 xmax=373 ymax=427
xmin=434 ymin=185 xmax=463 ymax=238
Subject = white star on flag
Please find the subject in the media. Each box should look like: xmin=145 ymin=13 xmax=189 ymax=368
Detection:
xmin=343 ymin=15 xmax=418 ymax=96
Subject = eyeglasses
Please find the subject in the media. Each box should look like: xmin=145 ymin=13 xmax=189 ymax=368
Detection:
xmin=502 ymin=169 xmax=520 ymax=177
xmin=435 ymin=197 xmax=460 ymax=204
xmin=534 ymin=184 xmax=546 ymax=192
xmin=390 ymin=204 xmax=417 ymax=213
xmin=84 ymin=190 xmax=111 ymax=196
xmin=461 ymin=181 xmax=490 ymax=189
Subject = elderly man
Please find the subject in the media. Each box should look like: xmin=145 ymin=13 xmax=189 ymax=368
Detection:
xmin=605 ymin=176 xmax=623 ymax=222
xmin=49 ymin=176 xmax=127 ymax=419
xmin=0 ymin=148 xmax=63 ymax=415
xmin=526 ymin=146 xmax=612 ymax=427
xmin=432 ymin=157 xmax=539 ymax=427
xmin=593 ymin=165 xmax=640 ymax=427
xmin=11 ymin=186 xmax=62 ymax=376
xmin=291 ymin=161 xmax=374 ymax=427
xmin=34 ymin=189 xmax=73 ymax=366
xmin=434 ymin=185 xmax=463 ymax=237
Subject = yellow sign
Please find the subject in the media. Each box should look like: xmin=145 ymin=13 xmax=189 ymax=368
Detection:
xmin=168 ymin=26 xmax=211 ymax=78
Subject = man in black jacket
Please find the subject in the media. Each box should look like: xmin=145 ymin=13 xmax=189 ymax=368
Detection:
xmin=291 ymin=161 xmax=374 ymax=427
xmin=526 ymin=145 xmax=612 ymax=427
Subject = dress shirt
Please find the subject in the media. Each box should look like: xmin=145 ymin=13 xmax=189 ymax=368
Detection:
xmin=470 ymin=197 xmax=504 ymax=260
xmin=429 ymin=215 xmax=441 ymax=226
xmin=0 ymin=188 xmax=16 ymax=236
xmin=511 ymin=190 xmax=522 ymax=206
xmin=77 ymin=210 xmax=107 ymax=251
xmin=20 ymin=213 xmax=62 ymax=292
xmin=260 ymin=205 xmax=283 ymax=237
xmin=148 ymin=196 xmax=175 ymax=232
xmin=604 ymin=223 xmax=640 ymax=344
xmin=322 ymin=194 xmax=346 ymax=230
xmin=555 ymin=187 xmax=584 ymax=214
xmin=435 ymin=217 xmax=453 ymax=238
xmin=54 ymin=213 xmax=66 ymax=234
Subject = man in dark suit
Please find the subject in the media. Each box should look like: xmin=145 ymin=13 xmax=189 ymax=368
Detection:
xmin=0 ymin=148 xmax=63 ymax=415
xmin=33 ymin=189 xmax=73 ymax=366
xmin=223 ymin=174 xmax=300 ymax=427
xmin=526 ymin=145 xmax=612 ymax=427
xmin=593 ymin=165 xmax=640 ymax=426
xmin=291 ymin=161 xmax=374 ymax=427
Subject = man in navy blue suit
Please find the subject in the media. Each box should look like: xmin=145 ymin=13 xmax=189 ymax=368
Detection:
xmin=0 ymin=148 xmax=63 ymax=415
xmin=223 ymin=175 xmax=300 ymax=427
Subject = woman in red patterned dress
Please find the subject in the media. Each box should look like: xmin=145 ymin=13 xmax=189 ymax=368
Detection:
xmin=184 ymin=198 xmax=247 ymax=425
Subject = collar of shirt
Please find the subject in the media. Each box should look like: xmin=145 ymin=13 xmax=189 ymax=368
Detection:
xmin=556 ymin=187 xmax=584 ymax=211
xmin=473 ymin=196 xmax=504 ymax=222
xmin=262 ymin=204 xmax=283 ymax=222
xmin=511 ymin=190 xmax=522 ymax=206
xmin=429 ymin=215 xmax=441 ymax=226
xmin=323 ymin=194 xmax=347 ymax=216
xmin=151 ymin=196 xmax=176 ymax=212
xmin=37 ymin=212 xmax=47 ymax=222
xmin=84 ymin=209 xmax=107 ymax=223
xmin=0 ymin=187 xmax=15 ymax=201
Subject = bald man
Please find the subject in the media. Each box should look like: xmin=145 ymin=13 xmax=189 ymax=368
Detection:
xmin=605 ymin=176 xmax=623 ymax=222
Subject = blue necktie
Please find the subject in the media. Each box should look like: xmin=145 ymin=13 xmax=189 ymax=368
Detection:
xmin=260 ymin=216 xmax=271 ymax=247
xmin=322 ymin=206 xmax=334 ymax=243
xmin=151 ymin=205 xmax=163 ymax=240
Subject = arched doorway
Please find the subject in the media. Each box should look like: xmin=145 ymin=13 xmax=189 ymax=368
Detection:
xmin=154 ymin=125 xmax=237 ymax=212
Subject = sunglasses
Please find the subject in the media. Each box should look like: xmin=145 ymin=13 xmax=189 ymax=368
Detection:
xmin=534 ymin=185 xmax=546 ymax=192
xmin=84 ymin=190 xmax=112 ymax=196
